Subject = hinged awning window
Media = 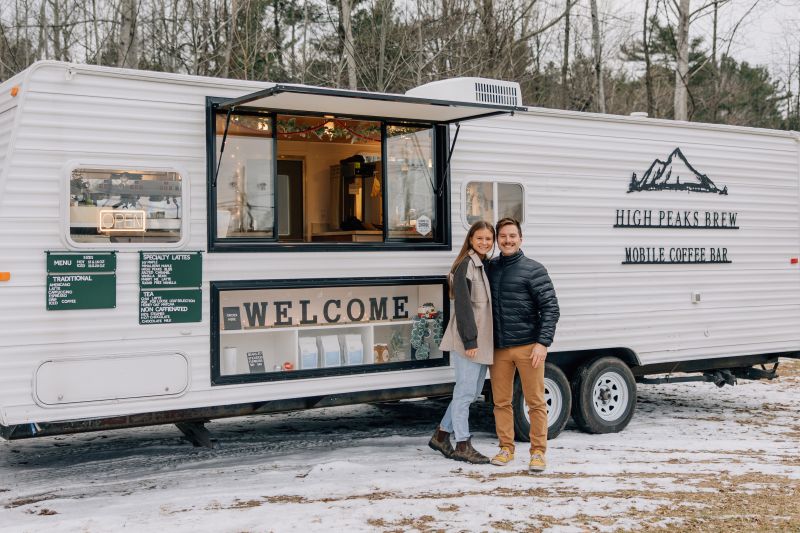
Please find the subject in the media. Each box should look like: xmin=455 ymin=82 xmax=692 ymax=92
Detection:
xmin=214 ymin=84 xmax=526 ymax=124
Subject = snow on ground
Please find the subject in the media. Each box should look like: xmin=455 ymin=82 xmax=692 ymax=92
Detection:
xmin=2 ymin=358 xmax=799 ymax=533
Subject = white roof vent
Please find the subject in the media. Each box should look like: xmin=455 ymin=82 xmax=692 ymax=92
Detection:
xmin=406 ymin=77 xmax=522 ymax=107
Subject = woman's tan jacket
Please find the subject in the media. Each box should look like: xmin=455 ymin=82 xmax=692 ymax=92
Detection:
xmin=438 ymin=250 xmax=494 ymax=365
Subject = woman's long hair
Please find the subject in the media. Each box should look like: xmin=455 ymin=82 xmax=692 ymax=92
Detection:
xmin=448 ymin=220 xmax=495 ymax=299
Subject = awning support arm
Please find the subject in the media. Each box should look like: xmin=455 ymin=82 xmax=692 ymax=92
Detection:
xmin=212 ymin=108 xmax=233 ymax=188
xmin=437 ymin=122 xmax=461 ymax=197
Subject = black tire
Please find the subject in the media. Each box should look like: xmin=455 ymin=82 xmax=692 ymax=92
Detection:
xmin=571 ymin=356 xmax=636 ymax=434
xmin=512 ymin=362 xmax=572 ymax=441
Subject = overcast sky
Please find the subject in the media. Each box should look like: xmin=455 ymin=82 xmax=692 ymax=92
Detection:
xmin=603 ymin=0 xmax=800 ymax=80
xmin=698 ymin=0 xmax=799 ymax=67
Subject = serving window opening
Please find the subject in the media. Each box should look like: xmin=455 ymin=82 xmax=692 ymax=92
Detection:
xmin=211 ymin=110 xmax=445 ymax=248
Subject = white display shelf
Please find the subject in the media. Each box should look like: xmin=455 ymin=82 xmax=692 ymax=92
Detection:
xmin=219 ymin=320 xmax=436 ymax=376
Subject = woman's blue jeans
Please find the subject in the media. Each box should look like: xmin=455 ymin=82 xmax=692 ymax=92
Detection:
xmin=439 ymin=352 xmax=489 ymax=442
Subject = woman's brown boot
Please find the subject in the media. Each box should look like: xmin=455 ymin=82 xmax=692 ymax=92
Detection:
xmin=428 ymin=428 xmax=454 ymax=458
xmin=451 ymin=438 xmax=490 ymax=464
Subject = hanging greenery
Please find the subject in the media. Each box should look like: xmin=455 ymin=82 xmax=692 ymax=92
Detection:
xmin=277 ymin=117 xmax=380 ymax=143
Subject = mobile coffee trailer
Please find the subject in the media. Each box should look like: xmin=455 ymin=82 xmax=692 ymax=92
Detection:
xmin=0 ymin=61 xmax=798 ymax=445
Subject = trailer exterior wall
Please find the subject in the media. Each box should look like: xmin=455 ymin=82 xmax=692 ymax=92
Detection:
xmin=451 ymin=112 xmax=800 ymax=365
xmin=0 ymin=61 xmax=798 ymax=431
xmin=0 ymin=62 xmax=458 ymax=427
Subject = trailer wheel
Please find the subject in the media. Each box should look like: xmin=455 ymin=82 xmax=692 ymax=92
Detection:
xmin=571 ymin=357 xmax=636 ymax=434
xmin=512 ymin=363 xmax=571 ymax=441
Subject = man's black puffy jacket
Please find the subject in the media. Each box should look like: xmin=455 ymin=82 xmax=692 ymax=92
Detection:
xmin=487 ymin=250 xmax=560 ymax=348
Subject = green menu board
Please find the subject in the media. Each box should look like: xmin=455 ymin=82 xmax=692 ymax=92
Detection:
xmin=139 ymin=252 xmax=202 ymax=325
xmin=139 ymin=252 xmax=202 ymax=289
xmin=139 ymin=289 xmax=202 ymax=324
xmin=45 ymin=251 xmax=117 ymax=311
xmin=47 ymin=274 xmax=116 ymax=310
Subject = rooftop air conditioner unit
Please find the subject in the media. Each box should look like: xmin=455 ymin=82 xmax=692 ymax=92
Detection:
xmin=406 ymin=77 xmax=522 ymax=107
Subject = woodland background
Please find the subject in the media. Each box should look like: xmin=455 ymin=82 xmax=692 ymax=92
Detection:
xmin=0 ymin=0 xmax=798 ymax=129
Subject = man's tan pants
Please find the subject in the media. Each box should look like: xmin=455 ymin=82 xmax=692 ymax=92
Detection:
xmin=490 ymin=343 xmax=547 ymax=455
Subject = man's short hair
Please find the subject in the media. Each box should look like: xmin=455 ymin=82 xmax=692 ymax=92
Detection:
xmin=496 ymin=217 xmax=522 ymax=237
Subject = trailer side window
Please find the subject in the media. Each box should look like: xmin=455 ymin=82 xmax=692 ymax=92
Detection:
xmin=465 ymin=181 xmax=524 ymax=226
xmin=69 ymin=167 xmax=184 ymax=244
xmin=209 ymin=108 xmax=449 ymax=251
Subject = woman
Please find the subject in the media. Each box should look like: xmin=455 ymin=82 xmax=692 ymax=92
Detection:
xmin=429 ymin=220 xmax=495 ymax=464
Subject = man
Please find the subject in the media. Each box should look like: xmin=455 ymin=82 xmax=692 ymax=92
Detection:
xmin=487 ymin=218 xmax=560 ymax=472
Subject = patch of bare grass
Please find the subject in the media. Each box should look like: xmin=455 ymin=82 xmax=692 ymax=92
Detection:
xmin=367 ymin=514 xmax=440 ymax=533
xmin=436 ymin=503 xmax=459 ymax=512
xmin=228 ymin=499 xmax=264 ymax=509
xmin=777 ymin=358 xmax=800 ymax=378
xmin=4 ymin=493 xmax=56 ymax=509
xmin=613 ymin=472 xmax=800 ymax=532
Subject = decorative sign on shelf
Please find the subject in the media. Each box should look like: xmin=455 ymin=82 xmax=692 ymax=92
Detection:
xmin=247 ymin=351 xmax=266 ymax=373
xmin=45 ymin=251 xmax=117 ymax=311
xmin=138 ymin=252 xmax=202 ymax=325
xmin=222 ymin=306 xmax=242 ymax=330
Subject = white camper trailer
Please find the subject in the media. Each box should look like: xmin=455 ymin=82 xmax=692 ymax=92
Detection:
xmin=0 ymin=61 xmax=798 ymax=445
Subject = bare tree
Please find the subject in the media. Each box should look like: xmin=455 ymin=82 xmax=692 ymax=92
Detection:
xmin=272 ymin=0 xmax=285 ymax=79
xmin=376 ymin=0 xmax=390 ymax=90
xmin=673 ymin=0 xmax=690 ymax=120
xmin=36 ymin=0 xmax=47 ymax=59
xmin=0 ymin=0 xmax=791 ymax=132
xmin=222 ymin=0 xmax=237 ymax=77
xmin=561 ymin=0 xmax=571 ymax=108
xmin=117 ymin=0 xmax=138 ymax=67
xmin=340 ymin=0 xmax=357 ymax=89
xmin=643 ymin=0 xmax=654 ymax=116
xmin=589 ymin=0 xmax=605 ymax=113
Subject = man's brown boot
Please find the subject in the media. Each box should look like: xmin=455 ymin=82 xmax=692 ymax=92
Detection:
xmin=451 ymin=438 xmax=490 ymax=464
xmin=428 ymin=428 xmax=454 ymax=458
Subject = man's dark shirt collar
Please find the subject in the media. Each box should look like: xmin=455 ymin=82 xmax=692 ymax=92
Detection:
xmin=498 ymin=250 xmax=525 ymax=265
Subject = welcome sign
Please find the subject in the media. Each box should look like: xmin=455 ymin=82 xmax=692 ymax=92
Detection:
xmin=218 ymin=284 xmax=430 ymax=330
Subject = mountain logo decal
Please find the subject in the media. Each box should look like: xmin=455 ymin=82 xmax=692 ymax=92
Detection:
xmin=628 ymin=148 xmax=728 ymax=195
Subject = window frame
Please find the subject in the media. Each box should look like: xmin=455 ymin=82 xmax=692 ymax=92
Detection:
xmin=461 ymin=179 xmax=527 ymax=229
xmin=205 ymin=97 xmax=451 ymax=253
xmin=62 ymin=160 xmax=190 ymax=250
xmin=210 ymin=275 xmax=451 ymax=386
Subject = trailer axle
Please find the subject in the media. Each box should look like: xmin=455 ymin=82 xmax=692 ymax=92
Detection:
xmin=637 ymin=363 xmax=779 ymax=387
